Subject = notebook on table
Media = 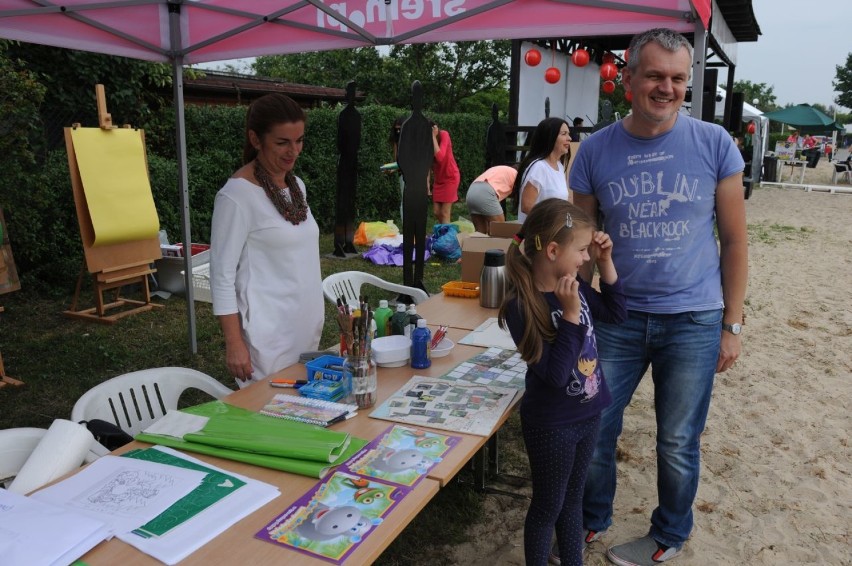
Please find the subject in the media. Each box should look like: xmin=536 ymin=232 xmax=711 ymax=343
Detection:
xmin=260 ymin=393 xmax=358 ymax=427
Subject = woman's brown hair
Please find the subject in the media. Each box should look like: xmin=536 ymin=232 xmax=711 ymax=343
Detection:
xmin=242 ymin=93 xmax=306 ymax=165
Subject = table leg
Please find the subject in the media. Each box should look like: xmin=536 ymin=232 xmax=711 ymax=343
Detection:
xmin=459 ymin=432 xmax=530 ymax=499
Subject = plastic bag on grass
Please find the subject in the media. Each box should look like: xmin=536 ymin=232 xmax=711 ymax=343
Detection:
xmin=452 ymin=216 xmax=475 ymax=234
xmin=354 ymin=220 xmax=399 ymax=246
xmin=431 ymin=223 xmax=461 ymax=261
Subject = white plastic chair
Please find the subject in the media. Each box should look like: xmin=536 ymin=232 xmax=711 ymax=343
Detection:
xmin=0 ymin=427 xmax=106 ymax=488
xmin=831 ymin=162 xmax=851 ymax=184
xmin=71 ymin=367 xmax=233 ymax=437
xmin=322 ymin=271 xmax=429 ymax=306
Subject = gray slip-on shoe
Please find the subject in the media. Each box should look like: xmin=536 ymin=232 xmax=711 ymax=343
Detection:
xmin=606 ymin=535 xmax=682 ymax=566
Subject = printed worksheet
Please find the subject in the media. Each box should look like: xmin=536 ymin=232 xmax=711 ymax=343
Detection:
xmin=441 ymin=347 xmax=527 ymax=390
xmin=30 ymin=455 xmax=206 ymax=535
xmin=457 ymin=318 xmax=517 ymax=349
xmin=256 ymin=470 xmax=406 ymax=564
xmin=369 ymin=375 xmax=518 ymax=437
xmin=342 ymin=424 xmax=460 ymax=487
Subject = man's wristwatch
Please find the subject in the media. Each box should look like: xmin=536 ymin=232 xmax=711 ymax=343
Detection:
xmin=722 ymin=322 xmax=742 ymax=335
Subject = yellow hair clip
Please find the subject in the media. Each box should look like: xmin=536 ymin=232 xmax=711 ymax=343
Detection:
xmin=534 ymin=235 xmax=542 ymax=250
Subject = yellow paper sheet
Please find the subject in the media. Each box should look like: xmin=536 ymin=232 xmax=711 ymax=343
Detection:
xmin=71 ymin=128 xmax=159 ymax=246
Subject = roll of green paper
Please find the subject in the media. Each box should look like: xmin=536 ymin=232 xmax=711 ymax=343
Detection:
xmin=135 ymin=401 xmax=368 ymax=479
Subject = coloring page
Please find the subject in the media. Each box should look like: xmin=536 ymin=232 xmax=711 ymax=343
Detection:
xmin=256 ymin=471 xmax=406 ymax=563
xmin=343 ymin=424 xmax=460 ymax=487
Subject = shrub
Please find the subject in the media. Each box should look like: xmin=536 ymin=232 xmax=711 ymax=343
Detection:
xmin=5 ymin=102 xmax=491 ymax=293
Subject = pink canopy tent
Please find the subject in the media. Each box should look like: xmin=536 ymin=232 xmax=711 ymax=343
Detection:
xmin=0 ymin=0 xmax=711 ymax=351
xmin=0 ymin=1 xmax=709 ymax=63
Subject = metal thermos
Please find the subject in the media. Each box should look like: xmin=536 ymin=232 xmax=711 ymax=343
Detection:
xmin=479 ymin=249 xmax=506 ymax=308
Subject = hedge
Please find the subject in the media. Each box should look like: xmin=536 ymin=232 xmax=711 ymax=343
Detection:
xmin=4 ymin=103 xmax=491 ymax=291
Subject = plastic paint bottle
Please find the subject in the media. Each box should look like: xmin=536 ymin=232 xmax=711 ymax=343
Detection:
xmin=390 ymin=303 xmax=409 ymax=336
xmin=410 ymin=318 xmax=432 ymax=369
xmin=373 ymin=300 xmax=393 ymax=338
xmin=405 ymin=304 xmax=421 ymax=339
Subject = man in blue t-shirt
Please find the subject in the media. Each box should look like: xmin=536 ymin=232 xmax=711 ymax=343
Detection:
xmin=567 ymin=28 xmax=748 ymax=566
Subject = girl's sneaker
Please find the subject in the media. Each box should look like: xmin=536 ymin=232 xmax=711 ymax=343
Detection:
xmin=547 ymin=530 xmax=607 ymax=565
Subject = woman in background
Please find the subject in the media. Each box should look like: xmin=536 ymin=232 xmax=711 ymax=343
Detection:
xmin=431 ymin=121 xmax=461 ymax=224
xmin=466 ymin=164 xmax=517 ymax=234
xmin=512 ymin=117 xmax=572 ymax=223
xmin=210 ymin=94 xmax=323 ymax=388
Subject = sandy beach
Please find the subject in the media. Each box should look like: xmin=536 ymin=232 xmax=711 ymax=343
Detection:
xmin=442 ymin=174 xmax=852 ymax=565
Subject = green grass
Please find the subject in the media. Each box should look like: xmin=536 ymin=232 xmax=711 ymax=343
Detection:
xmin=0 ymin=202 xmax=525 ymax=564
xmin=748 ymin=222 xmax=813 ymax=245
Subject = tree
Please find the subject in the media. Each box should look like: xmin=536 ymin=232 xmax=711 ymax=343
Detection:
xmin=390 ymin=41 xmax=510 ymax=113
xmin=253 ymin=48 xmax=390 ymax=104
xmin=732 ymin=80 xmax=777 ymax=112
xmin=3 ymin=43 xmax=177 ymax=154
xmin=833 ymin=52 xmax=852 ymax=111
xmin=254 ymin=41 xmax=510 ymax=114
xmin=0 ymin=43 xmax=46 ymax=175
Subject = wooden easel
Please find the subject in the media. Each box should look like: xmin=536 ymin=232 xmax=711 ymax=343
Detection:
xmin=0 ymin=207 xmax=23 ymax=387
xmin=0 ymin=307 xmax=23 ymax=388
xmin=63 ymin=85 xmax=163 ymax=324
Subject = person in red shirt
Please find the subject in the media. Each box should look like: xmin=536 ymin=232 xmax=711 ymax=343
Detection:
xmin=430 ymin=122 xmax=461 ymax=224
xmin=802 ymin=134 xmax=817 ymax=150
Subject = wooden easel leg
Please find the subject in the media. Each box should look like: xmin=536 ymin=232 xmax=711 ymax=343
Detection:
xmin=95 ymin=278 xmax=107 ymax=316
xmin=68 ymin=265 xmax=86 ymax=313
xmin=64 ymin=270 xmax=162 ymax=325
xmin=0 ymin=351 xmax=24 ymax=388
xmin=0 ymin=307 xmax=24 ymax=388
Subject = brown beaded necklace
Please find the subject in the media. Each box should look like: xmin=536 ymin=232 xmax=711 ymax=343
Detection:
xmin=253 ymin=160 xmax=308 ymax=225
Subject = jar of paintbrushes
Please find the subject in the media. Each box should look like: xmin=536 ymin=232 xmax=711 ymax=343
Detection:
xmin=335 ymin=296 xmax=377 ymax=409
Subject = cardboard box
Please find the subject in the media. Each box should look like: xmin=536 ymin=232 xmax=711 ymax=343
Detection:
xmin=155 ymin=243 xmax=211 ymax=295
xmin=488 ymin=220 xmax=522 ymax=238
xmin=460 ymin=234 xmax=512 ymax=283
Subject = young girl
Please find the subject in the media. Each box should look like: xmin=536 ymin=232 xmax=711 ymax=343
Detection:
xmin=498 ymin=198 xmax=626 ymax=566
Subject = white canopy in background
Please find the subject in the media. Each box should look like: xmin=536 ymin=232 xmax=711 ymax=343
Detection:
xmin=714 ymin=86 xmax=763 ymax=119
xmin=715 ymin=87 xmax=769 ymax=162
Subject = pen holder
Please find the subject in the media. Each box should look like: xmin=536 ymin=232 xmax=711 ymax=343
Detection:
xmin=343 ymin=354 xmax=377 ymax=409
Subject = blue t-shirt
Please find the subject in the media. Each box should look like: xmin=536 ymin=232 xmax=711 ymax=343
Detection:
xmin=504 ymin=278 xmax=626 ymax=428
xmin=569 ymin=114 xmax=744 ymax=313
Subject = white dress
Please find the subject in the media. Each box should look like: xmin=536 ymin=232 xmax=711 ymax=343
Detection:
xmin=517 ymin=159 xmax=569 ymax=222
xmin=210 ymin=177 xmax=323 ymax=386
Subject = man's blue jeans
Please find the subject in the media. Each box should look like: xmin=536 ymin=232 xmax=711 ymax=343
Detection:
xmin=582 ymin=309 xmax=722 ymax=548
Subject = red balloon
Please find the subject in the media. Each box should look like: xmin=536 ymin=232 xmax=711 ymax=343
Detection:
xmin=623 ymin=48 xmax=630 ymax=62
xmin=602 ymin=80 xmax=616 ymax=94
xmin=600 ymin=63 xmax=618 ymax=81
xmin=602 ymin=52 xmax=616 ymax=65
xmin=571 ymin=48 xmax=590 ymax=68
xmin=545 ymin=67 xmax=561 ymax=84
xmin=625 ymin=90 xmax=633 ymax=102
xmin=524 ymin=48 xmax=542 ymax=67
xmin=747 ymin=121 xmax=756 ymax=135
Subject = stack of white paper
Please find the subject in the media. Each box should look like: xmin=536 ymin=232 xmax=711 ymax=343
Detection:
xmin=0 ymin=489 xmax=110 ymax=566
xmin=10 ymin=448 xmax=279 ymax=565
xmin=459 ymin=317 xmax=517 ymax=349
xmin=31 ymin=455 xmax=207 ymax=536
xmin=117 ymin=446 xmax=280 ymax=565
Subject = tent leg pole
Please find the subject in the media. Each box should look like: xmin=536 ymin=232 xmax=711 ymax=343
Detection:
xmin=170 ymin=4 xmax=198 ymax=355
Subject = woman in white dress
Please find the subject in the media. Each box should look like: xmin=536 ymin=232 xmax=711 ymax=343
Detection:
xmin=210 ymin=94 xmax=323 ymax=388
xmin=512 ymin=117 xmax=572 ymax=222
